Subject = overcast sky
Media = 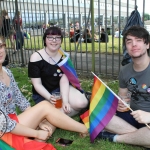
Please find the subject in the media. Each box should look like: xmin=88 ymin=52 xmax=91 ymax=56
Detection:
xmin=137 ymin=0 xmax=150 ymax=14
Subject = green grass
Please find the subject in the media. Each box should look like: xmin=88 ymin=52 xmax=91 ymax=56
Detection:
xmin=11 ymin=67 xmax=144 ymax=150
xmin=6 ymin=35 xmax=123 ymax=54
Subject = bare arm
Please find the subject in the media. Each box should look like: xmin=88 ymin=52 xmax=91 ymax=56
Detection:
xmin=30 ymin=52 xmax=52 ymax=101
xmin=31 ymin=77 xmax=51 ymax=101
xmin=60 ymin=74 xmax=71 ymax=113
xmin=11 ymin=123 xmax=50 ymax=140
xmin=60 ymin=74 xmax=69 ymax=104
xmin=131 ymin=110 xmax=150 ymax=124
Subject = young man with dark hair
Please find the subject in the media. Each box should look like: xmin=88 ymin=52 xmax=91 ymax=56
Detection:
xmin=97 ymin=26 xmax=150 ymax=149
xmin=100 ymin=28 xmax=109 ymax=42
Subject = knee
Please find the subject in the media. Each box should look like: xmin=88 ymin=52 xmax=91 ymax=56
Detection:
xmin=76 ymin=96 xmax=88 ymax=108
xmin=39 ymin=101 xmax=53 ymax=110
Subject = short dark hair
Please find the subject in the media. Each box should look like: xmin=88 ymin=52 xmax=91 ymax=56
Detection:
xmin=43 ymin=26 xmax=63 ymax=46
xmin=123 ymin=26 xmax=150 ymax=45
xmin=101 ymin=28 xmax=104 ymax=32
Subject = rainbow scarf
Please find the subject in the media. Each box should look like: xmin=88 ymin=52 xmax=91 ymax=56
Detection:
xmin=1 ymin=114 xmax=56 ymax=150
xmin=80 ymin=73 xmax=118 ymax=142
xmin=58 ymin=48 xmax=82 ymax=91
xmin=0 ymin=140 xmax=15 ymax=150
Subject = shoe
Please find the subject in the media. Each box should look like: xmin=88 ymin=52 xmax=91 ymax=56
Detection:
xmin=85 ymin=91 xmax=92 ymax=102
xmin=97 ymin=130 xmax=116 ymax=142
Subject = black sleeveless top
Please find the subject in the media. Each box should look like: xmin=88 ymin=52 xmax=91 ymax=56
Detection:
xmin=28 ymin=52 xmax=63 ymax=94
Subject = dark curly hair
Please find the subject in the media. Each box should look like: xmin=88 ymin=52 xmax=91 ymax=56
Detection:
xmin=43 ymin=26 xmax=63 ymax=46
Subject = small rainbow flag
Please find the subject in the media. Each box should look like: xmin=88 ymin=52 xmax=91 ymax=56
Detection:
xmin=80 ymin=73 xmax=118 ymax=142
xmin=58 ymin=48 xmax=82 ymax=91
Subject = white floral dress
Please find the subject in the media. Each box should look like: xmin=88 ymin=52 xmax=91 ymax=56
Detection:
xmin=0 ymin=67 xmax=30 ymax=133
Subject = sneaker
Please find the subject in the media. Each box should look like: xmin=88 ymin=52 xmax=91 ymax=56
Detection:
xmin=85 ymin=91 xmax=91 ymax=102
xmin=97 ymin=130 xmax=116 ymax=142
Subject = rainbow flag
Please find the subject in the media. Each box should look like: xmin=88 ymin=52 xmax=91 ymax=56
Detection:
xmin=80 ymin=73 xmax=118 ymax=142
xmin=57 ymin=48 xmax=82 ymax=91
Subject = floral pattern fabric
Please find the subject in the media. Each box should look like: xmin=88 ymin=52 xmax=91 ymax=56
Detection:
xmin=0 ymin=67 xmax=30 ymax=133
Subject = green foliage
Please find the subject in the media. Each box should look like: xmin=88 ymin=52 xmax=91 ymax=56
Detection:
xmin=11 ymin=67 xmax=144 ymax=150
xmin=144 ymin=13 xmax=150 ymax=21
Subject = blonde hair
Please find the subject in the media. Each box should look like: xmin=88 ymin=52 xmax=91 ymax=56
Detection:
xmin=0 ymin=36 xmax=5 ymax=44
xmin=2 ymin=10 xmax=8 ymax=16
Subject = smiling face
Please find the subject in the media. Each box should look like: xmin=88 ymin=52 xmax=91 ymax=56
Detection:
xmin=43 ymin=26 xmax=63 ymax=52
xmin=125 ymin=35 xmax=149 ymax=59
xmin=45 ymin=35 xmax=62 ymax=52
xmin=0 ymin=36 xmax=6 ymax=65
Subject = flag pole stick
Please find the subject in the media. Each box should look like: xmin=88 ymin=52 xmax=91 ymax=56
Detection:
xmin=91 ymin=72 xmax=150 ymax=129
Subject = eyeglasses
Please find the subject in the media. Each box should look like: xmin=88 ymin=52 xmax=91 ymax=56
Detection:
xmin=46 ymin=36 xmax=61 ymax=41
xmin=0 ymin=44 xmax=6 ymax=49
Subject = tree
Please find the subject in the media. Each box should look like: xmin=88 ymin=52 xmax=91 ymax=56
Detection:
xmin=144 ymin=13 xmax=150 ymax=21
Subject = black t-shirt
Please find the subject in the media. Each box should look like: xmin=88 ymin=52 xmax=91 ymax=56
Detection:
xmin=28 ymin=52 xmax=63 ymax=94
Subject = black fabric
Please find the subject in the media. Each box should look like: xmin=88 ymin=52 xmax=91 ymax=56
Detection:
xmin=100 ymin=32 xmax=109 ymax=43
xmin=1 ymin=17 xmax=11 ymax=37
xmin=70 ymin=29 xmax=80 ymax=42
xmin=2 ymin=54 xmax=9 ymax=66
xmin=121 ymin=8 xmax=143 ymax=66
xmin=28 ymin=54 xmax=63 ymax=94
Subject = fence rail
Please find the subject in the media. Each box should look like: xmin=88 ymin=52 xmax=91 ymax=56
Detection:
xmin=0 ymin=0 xmax=145 ymax=77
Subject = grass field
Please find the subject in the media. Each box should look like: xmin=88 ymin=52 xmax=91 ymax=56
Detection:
xmin=10 ymin=67 xmax=145 ymax=150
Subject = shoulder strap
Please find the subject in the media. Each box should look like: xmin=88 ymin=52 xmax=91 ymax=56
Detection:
xmin=36 ymin=51 xmax=44 ymax=60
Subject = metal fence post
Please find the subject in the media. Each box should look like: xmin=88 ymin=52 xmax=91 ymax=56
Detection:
xmin=91 ymin=0 xmax=95 ymax=72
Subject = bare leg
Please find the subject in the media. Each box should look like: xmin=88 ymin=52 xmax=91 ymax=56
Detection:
xmin=116 ymin=127 xmax=150 ymax=148
xmin=105 ymin=115 xmax=137 ymax=134
xmin=38 ymin=119 xmax=56 ymax=134
xmin=68 ymin=85 xmax=88 ymax=111
xmin=60 ymin=75 xmax=88 ymax=116
xmin=9 ymin=34 xmax=16 ymax=52
xmin=103 ymin=115 xmax=150 ymax=147
xmin=18 ymin=101 xmax=87 ymax=134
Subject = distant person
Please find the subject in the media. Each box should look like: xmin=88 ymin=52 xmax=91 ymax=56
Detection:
xmin=42 ymin=23 xmax=46 ymax=33
xmin=100 ymin=28 xmax=109 ymax=43
xmin=13 ymin=11 xmax=24 ymax=54
xmin=82 ymin=28 xmax=92 ymax=43
xmin=69 ymin=22 xmax=74 ymax=38
xmin=114 ymin=28 xmax=123 ymax=38
xmin=70 ymin=21 xmax=81 ymax=42
xmin=1 ymin=10 xmax=16 ymax=53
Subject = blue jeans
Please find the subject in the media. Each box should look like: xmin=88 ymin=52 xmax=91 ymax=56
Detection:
xmin=32 ymin=88 xmax=60 ymax=104
xmin=16 ymin=31 xmax=24 ymax=50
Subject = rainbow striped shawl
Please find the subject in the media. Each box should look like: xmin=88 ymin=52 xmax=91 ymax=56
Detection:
xmin=58 ymin=48 xmax=82 ymax=91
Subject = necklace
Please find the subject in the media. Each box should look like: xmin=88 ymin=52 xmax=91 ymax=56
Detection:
xmin=45 ymin=48 xmax=57 ymax=64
